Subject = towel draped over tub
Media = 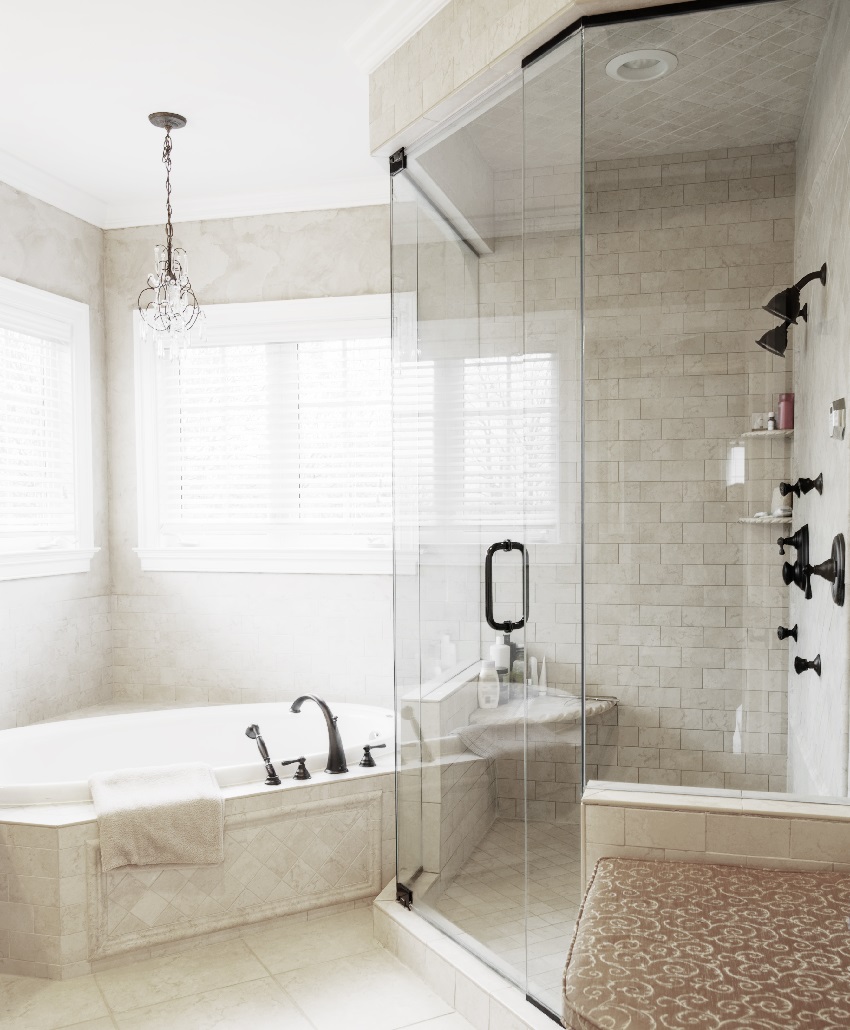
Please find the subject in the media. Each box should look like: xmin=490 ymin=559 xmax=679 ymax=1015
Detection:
xmin=89 ymin=762 xmax=225 ymax=871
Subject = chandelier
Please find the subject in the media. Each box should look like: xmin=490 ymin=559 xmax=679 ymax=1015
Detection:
xmin=138 ymin=112 xmax=203 ymax=359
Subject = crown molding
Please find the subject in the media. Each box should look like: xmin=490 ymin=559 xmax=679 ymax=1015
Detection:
xmin=0 ymin=146 xmax=106 ymax=227
xmin=345 ymin=0 xmax=453 ymax=74
xmin=103 ymin=174 xmax=389 ymax=229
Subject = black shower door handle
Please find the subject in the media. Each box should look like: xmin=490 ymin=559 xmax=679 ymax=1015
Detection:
xmin=485 ymin=540 xmax=529 ymax=632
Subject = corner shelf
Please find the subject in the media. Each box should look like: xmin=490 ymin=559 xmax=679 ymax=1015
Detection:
xmin=738 ymin=516 xmax=792 ymax=525
xmin=741 ymin=429 xmax=794 ymax=439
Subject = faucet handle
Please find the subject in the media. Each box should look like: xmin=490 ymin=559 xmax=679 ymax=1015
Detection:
xmin=359 ymin=743 xmax=387 ymax=768
xmin=281 ymin=757 xmax=311 ymax=780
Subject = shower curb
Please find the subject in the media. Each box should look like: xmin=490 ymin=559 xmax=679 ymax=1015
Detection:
xmin=373 ymin=881 xmax=559 ymax=1029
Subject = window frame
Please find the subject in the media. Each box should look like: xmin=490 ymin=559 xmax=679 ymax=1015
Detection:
xmin=134 ymin=293 xmax=393 ymax=575
xmin=0 ymin=276 xmax=96 ymax=582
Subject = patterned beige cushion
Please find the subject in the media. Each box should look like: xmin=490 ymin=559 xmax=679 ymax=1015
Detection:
xmin=563 ymin=858 xmax=850 ymax=1030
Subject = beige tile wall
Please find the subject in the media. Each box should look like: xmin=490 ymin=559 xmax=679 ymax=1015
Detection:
xmin=583 ymin=143 xmax=795 ymax=792
xmin=369 ymin=0 xmax=670 ymax=153
xmin=582 ymin=786 xmax=850 ymax=886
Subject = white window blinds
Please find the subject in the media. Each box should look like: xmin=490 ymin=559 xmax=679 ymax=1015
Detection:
xmin=154 ymin=334 xmax=392 ymax=550
xmin=394 ymin=352 xmax=558 ymax=537
xmin=136 ymin=295 xmax=557 ymax=573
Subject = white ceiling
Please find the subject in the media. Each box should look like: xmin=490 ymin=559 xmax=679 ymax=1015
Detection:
xmin=0 ymin=0 xmax=450 ymax=229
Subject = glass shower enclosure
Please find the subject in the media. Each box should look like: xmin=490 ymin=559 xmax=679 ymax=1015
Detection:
xmin=390 ymin=0 xmax=836 ymax=1019
xmin=390 ymin=27 xmax=584 ymax=1017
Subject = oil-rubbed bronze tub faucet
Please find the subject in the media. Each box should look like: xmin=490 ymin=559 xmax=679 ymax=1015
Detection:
xmin=245 ymin=724 xmax=281 ymax=785
xmin=290 ymin=695 xmax=348 ymax=774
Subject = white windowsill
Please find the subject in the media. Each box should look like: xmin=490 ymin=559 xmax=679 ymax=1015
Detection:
xmin=135 ymin=547 xmax=398 ymax=575
xmin=0 ymin=548 xmax=100 ymax=582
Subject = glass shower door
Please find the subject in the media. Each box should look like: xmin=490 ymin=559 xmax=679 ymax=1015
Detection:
xmin=390 ymin=24 xmax=583 ymax=1018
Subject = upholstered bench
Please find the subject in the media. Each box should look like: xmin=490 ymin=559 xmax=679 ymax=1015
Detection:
xmin=563 ymin=858 xmax=850 ymax=1030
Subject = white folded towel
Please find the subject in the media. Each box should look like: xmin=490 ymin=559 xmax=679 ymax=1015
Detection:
xmin=89 ymin=762 xmax=224 ymax=872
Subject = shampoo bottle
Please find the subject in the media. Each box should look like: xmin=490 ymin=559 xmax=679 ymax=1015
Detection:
xmin=477 ymin=661 xmax=500 ymax=710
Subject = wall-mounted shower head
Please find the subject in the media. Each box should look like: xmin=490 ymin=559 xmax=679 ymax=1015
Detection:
xmin=756 ymin=320 xmax=790 ymax=357
xmin=763 ymin=263 xmax=827 ymax=324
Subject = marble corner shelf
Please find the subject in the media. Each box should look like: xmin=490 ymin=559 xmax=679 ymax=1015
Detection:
xmin=741 ymin=429 xmax=794 ymax=439
xmin=738 ymin=516 xmax=793 ymax=524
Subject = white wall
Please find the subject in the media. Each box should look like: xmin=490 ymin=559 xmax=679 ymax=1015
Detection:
xmin=789 ymin=0 xmax=850 ymax=797
xmin=0 ymin=184 xmax=111 ymax=729
xmin=103 ymin=206 xmax=395 ymax=713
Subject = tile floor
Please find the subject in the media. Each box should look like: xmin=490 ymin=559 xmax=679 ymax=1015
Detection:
xmin=0 ymin=908 xmax=476 ymax=1030
xmin=431 ymin=820 xmax=581 ymax=1013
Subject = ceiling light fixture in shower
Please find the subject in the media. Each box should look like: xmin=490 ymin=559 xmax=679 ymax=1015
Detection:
xmin=605 ymin=49 xmax=678 ymax=82
xmin=756 ymin=320 xmax=791 ymax=358
xmin=763 ymin=263 xmax=827 ymax=324
xmin=137 ymin=112 xmax=203 ymax=360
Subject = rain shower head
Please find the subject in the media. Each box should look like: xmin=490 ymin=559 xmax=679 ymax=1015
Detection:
xmin=756 ymin=320 xmax=791 ymax=358
xmin=763 ymin=263 xmax=827 ymax=323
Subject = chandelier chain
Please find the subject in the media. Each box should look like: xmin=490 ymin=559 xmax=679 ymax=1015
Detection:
xmin=163 ymin=129 xmax=174 ymax=276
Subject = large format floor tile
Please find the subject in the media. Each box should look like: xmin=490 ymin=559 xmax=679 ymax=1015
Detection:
xmin=276 ymin=946 xmax=455 ymax=1030
xmin=243 ymin=906 xmax=379 ymax=974
xmin=1 ymin=907 xmax=475 ymax=1030
xmin=94 ymin=938 xmax=267 ymax=1013
xmin=113 ymin=977 xmax=312 ymax=1030
xmin=0 ymin=973 xmax=110 ymax=1030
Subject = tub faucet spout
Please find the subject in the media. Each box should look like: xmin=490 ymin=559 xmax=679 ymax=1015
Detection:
xmin=290 ymin=695 xmax=348 ymax=774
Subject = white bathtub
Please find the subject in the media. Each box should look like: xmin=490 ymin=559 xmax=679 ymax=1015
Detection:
xmin=0 ymin=701 xmax=395 ymax=805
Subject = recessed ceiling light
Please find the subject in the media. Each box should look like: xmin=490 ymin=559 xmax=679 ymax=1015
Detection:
xmin=605 ymin=49 xmax=678 ymax=82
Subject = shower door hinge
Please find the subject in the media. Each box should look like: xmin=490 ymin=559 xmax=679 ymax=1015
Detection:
xmin=389 ymin=148 xmax=407 ymax=175
xmin=396 ymin=883 xmax=413 ymax=909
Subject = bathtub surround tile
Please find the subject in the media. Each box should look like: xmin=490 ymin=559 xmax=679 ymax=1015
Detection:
xmin=0 ymin=770 xmax=394 ymax=980
xmin=276 ymin=947 xmax=454 ymax=1030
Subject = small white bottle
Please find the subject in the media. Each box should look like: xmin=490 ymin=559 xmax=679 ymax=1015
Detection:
xmin=477 ymin=661 xmax=500 ymax=709
xmin=767 ymin=411 xmax=777 ymax=432
xmin=538 ymin=657 xmax=548 ymax=696
xmin=489 ymin=634 xmax=510 ymax=674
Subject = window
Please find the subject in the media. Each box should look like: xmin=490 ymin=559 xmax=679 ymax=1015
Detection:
xmin=135 ymin=295 xmax=393 ymax=573
xmin=0 ymin=276 xmax=95 ymax=580
xmin=394 ymin=352 xmax=559 ymax=545
xmin=135 ymin=293 xmax=558 ymax=575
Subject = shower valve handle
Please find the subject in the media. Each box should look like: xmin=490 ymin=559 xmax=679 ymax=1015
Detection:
xmin=777 ymin=625 xmax=798 ymax=642
xmin=777 ymin=525 xmax=808 ymax=556
xmin=794 ymin=654 xmax=821 ymax=676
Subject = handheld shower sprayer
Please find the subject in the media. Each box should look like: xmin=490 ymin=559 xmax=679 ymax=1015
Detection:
xmin=245 ymin=724 xmax=281 ymax=785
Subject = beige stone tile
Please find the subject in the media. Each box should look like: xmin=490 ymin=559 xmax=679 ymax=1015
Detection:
xmin=94 ymin=938 xmax=267 ymax=1014
xmin=61 ymin=1020 xmax=116 ymax=1030
xmin=113 ymin=977 xmax=309 ymax=1030
xmin=0 ymin=972 xmax=108 ymax=1030
xmin=790 ymin=820 xmax=850 ymax=863
xmin=584 ymin=806 xmax=624 ymax=845
xmin=403 ymin=1016 xmax=475 ymax=1030
xmin=243 ymin=906 xmax=378 ymax=974
xmin=624 ymin=808 xmax=706 ymax=851
xmin=276 ymin=947 xmax=453 ymax=1030
xmin=705 ymin=814 xmax=790 ymax=858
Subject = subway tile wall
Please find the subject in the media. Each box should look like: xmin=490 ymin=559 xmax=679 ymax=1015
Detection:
xmin=480 ymin=143 xmax=796 ymax=794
